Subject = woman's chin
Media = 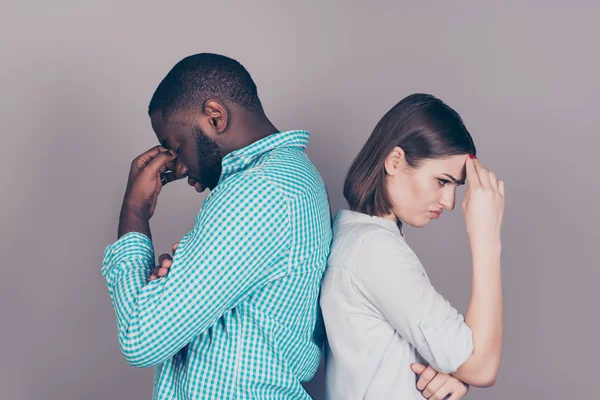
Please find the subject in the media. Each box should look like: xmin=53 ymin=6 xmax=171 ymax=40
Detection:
xmin=404 ymin=216 xmax=430 ymax=228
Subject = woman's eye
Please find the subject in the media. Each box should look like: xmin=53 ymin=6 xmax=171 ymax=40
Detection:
xmin=437 ymin=179 xmax=448 ymax=187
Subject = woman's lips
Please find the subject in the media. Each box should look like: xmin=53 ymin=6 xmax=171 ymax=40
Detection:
xmin=429 ymin=210 xmax=441 ymax=219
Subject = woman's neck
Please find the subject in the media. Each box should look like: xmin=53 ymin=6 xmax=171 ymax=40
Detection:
xmin=380 ymin=212 xmax=399 ymax=224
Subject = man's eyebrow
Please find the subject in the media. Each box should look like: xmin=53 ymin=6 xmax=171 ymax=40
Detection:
xmin=442 ymin=173 xmax=466 ymax=185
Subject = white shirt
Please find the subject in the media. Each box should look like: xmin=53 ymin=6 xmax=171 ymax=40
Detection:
xmin=320 ymin=210 xmax=474 ymax=399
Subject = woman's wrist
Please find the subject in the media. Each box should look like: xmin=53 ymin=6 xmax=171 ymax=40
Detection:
xmin=470 ymin=238 xmax=502 ymax=261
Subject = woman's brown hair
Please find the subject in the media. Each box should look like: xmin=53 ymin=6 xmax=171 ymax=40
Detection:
xmin=344 ymin=93 xmax=476 ymax=216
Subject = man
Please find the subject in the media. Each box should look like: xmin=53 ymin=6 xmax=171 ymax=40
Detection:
xmin=101 ymin=53 xmax=332 ymax=399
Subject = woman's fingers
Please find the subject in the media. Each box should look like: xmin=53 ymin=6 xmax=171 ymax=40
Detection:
xmin=465 ymin=156 xmax=481 ymax=188
xmin=416 ymin=365 xmax=439 ymax=391
xmin=422 ymin=374 xmax=448 ymax=398
xmin=433 ymin=378 xmax=469 ymax=400
xmin=489 ymin=171 xmax=499 ymax=193
xmin=473 ymin=158 xmax=491 ymax=189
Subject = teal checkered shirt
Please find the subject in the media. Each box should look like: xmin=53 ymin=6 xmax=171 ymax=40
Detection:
xmin=102 ymin=130 xmax=332 ymax=399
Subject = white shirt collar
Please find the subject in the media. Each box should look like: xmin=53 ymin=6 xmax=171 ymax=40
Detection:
xmin=334 ymin=209 xmax=405 ymax=237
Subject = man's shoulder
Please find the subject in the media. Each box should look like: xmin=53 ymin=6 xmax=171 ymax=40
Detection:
xmin=257 ymin=147 xmax=326 ymax=199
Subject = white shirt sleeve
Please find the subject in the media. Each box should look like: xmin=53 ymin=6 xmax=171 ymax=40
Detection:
xmin=350 ymin=230 xmax=474 ymax=374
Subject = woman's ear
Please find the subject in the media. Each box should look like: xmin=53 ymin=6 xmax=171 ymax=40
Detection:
xmin=384 ymin=146 xmax=405 ymax=176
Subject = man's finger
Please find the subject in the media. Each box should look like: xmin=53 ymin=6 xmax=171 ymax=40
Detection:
xmin=158 ymin=253 xmax=172 ymax=264
xmin=133 ymin=145 xmax=166 ymax=169
xmin=416 ymin=366 xmax=438 ymax=391
xmin=146 ymin=151 xmax=178 ymax=177
xmin=161 ymin=259 xmax=172 ymax=269
xmin=149 ymin=268 xmax=159 ymax=281
xmin=157 ymin=267 xmax=169 ymax=277
xmin=149 ymin=264 xmax=162 ymax=280
xmin=160 ymin=172 xmax=180 ymax=186
xmin=172 ymin=242 xmax=179 ymax=255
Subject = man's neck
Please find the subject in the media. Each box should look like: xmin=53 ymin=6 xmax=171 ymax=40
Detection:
xmin=223 ymin=116 xmax=279 ymax=155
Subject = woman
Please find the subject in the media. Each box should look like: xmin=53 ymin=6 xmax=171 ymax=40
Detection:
xmin=320 ymin=93 xmax=504 ymax=399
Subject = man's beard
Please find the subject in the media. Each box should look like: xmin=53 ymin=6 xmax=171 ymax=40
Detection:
xmin=193 ymin=126 xmax=223 ymax=190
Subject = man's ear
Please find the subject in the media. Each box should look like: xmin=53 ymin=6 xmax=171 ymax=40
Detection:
xmin=384 ymin=146 xmax=405 ymax=176
xmin=203 ymin=99 xmax=228 ymax=134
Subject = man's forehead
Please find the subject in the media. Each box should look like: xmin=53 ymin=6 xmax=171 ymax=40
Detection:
xmin=150 ymin=111 xmax=164 ymax=132
xmin=152 ymin=110 xmax=194 ymax=130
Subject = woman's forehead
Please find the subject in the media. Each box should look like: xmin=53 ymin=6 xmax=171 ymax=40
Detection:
xmin=421 ymin=155 xmax=467 ymax=177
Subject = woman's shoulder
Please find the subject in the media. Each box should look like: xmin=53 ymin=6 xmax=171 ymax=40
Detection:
xmin=331 ymin=220 xmax=392 ymax=250
xmin=332 ymin=210 xmax=402 ymax=242
xmin=332 ymin=221 xmax=416 ymax=264
xmin=350 ymin=229 xmax=426 ymax=288
xmin=360 ymin=227 xmax=415 ymax=259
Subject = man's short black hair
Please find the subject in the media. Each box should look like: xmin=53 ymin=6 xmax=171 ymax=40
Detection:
xmin=149 ymin=53 xmax=263 ymax=118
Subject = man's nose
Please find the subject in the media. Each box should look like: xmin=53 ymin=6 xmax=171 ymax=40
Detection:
xmin=176 ymin=160 xmax=188 ymax=178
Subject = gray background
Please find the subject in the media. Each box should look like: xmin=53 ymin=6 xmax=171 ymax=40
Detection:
xmin=1 ymin=1 xmax=598 ymax=399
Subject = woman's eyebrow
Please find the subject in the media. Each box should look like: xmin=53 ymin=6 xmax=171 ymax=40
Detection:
xmin=442 ymin=173 xmax=466 ymax=185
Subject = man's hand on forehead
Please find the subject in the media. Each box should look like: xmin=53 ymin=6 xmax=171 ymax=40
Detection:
xmin=158 ymin=146 xmax=188 ymax=186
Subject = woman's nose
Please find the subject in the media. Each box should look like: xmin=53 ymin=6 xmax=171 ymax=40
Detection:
xmin=439 ymin=191 xmax=456 ymax=211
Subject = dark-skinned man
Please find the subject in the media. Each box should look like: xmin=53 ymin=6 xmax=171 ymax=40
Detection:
xmin=101 ymin=53 xmax=332 ymax=399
